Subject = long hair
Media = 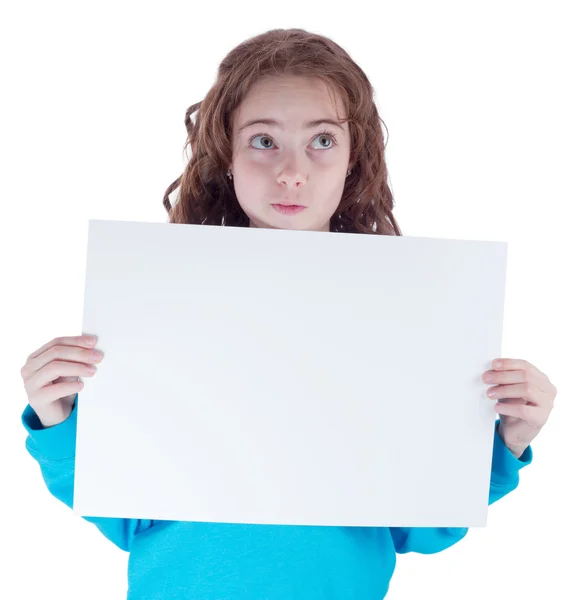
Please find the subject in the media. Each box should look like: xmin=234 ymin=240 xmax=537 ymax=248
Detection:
xmin=162 ymin=28 xmax=403 ymax=236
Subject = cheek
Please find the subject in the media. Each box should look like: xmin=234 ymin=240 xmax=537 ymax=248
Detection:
xmin=232 ymin=165 xmax=268 ymax=211
xmin=233 ymin=151 xmax=265 ymax=180
xmin=321 ymin=167 xmax=348 ymax=196
xmin=314 ymin=175 xmax=346 ymax=215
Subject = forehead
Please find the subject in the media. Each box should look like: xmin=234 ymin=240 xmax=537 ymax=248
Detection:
xmin=233 ymin=75 xmax=346 ymax=127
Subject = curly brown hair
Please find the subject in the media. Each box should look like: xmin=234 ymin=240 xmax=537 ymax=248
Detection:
xmin=162 ymin=28 xmax=403 ymax=236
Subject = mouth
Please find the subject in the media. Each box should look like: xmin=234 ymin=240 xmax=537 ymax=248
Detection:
xmin=271 ymin=203 xmax=307 ymax=216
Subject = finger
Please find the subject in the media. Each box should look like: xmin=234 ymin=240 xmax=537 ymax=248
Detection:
xmin=26 ymin=335 xmax=97 ymax=362
xmin=26 ymin=360 xmax=97 ymax=392
xmin=22 ymin=343 xmax=102 ymax=381
xmin=491 ymin=358 xmax=549 ymax=384
xmin=492 ymin=358 xmax=533 ymax=372
xmin=496 ymin=397 xmax=527 ymax=405
xmin=484 ymin=365 xmax=547 ymax=390
xmin=486 ymin=382 xmax=544 ymax=405
xmin=31 ymin=380 xmax=85 ymax=409
xmin=483 ymin=369 xmax=527 ymax=385
xmin=493 ymin=402 xmax=547 ymax=428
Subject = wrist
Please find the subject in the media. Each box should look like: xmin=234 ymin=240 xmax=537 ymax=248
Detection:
xmin=34 ymin=404 xmax=73 ymax=429
xmin=497 ymin=421 xmax=526 ymax=459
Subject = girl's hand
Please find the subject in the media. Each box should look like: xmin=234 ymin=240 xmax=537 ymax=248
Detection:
xmin=21 ymin=335 xmax=104 ymax=428
xmin=482 ymin=358 xmax=557 ymax=458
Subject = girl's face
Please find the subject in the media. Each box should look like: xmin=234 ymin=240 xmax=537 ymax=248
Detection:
xmin=230 ymin=75 xmax=352 ymax=232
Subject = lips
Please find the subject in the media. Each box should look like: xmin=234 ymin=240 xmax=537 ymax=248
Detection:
xmin=272 ymin=204 xmax=305 ymax=213
xmin=271 ymin=204 xmax=306 ymax=215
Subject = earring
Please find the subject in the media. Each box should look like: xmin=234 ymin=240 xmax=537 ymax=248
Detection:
xmin=347 ymin=168 xmax=352 ymax=177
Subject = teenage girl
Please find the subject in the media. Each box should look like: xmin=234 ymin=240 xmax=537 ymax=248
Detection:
xmin=21 ymin=28 xmax=556 ymax=600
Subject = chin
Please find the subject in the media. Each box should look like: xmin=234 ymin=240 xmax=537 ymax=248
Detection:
xmin=243 ymin=204 xmax=333 ymax=232
xmin=253 ymin=216 xmax=329 ymax=232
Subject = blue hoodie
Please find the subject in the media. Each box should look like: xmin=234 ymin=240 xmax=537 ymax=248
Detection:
xmin=22 ymin=395 xmax=532 ymax=599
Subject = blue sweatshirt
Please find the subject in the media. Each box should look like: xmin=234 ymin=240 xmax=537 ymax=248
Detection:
xmin=22 ymin=395 xmax=532 ymax=599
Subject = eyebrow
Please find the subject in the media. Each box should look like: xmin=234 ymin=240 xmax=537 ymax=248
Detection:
xmin=237 ymin=118 xmax=345 ymax=133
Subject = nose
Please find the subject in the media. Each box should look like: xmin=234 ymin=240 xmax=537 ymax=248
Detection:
xmin=276 ymin=158 xmax=307 ymax=187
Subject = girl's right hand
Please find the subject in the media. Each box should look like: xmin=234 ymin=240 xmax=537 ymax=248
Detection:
xmin=21 ymin=335 xmax=104 ymax=428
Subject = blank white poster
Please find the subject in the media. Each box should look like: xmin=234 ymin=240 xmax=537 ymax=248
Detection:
xmin=73 ymin=219 xmax=506 ymax=527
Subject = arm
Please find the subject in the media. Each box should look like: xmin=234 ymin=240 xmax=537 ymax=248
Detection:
xmin=390 ymin=419 xmax=533 ymax=554
xmin=22 ymin=394 xmax=154 ymax=552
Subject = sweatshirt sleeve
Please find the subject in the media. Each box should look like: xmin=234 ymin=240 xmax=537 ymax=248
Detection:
xmin=390 ymin=419 xmax=533 ymax=554
xmin=22 ymin=395 xmax=154 ymax=552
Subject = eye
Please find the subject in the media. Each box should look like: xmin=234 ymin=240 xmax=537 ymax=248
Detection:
xmin=312 ymin=131 xmax=337 ymax=149
xmin=249 ymin=134 xmax=275 ymax=150
xmin=248 ymin=131 xmax=338 ymax=150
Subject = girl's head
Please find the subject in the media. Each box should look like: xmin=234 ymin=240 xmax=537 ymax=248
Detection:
xmin=163 ymin=28 xmax=402 ymax=236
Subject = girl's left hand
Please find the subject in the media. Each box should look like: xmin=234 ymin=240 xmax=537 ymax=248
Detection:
xmin=482 ymin=358 xmax=557 ymax=458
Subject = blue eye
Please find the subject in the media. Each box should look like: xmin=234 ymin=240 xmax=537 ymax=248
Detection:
xmin=248 ymin=131 xmax=338 ymax=150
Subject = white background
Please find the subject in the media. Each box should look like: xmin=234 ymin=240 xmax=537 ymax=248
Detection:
xmin=1 ymin=1 xmax=578 ymax=598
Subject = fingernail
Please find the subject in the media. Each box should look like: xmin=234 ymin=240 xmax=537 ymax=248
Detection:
xmin=85 ymin=336 xmax=97 ymax=345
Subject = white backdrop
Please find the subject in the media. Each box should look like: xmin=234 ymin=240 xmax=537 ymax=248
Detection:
xmin=1 ymin=1 xmax=578 ymax=599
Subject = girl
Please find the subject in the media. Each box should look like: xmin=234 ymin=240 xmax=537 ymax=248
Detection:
xmin=20 ymin=28 xmax=556 ymax=599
